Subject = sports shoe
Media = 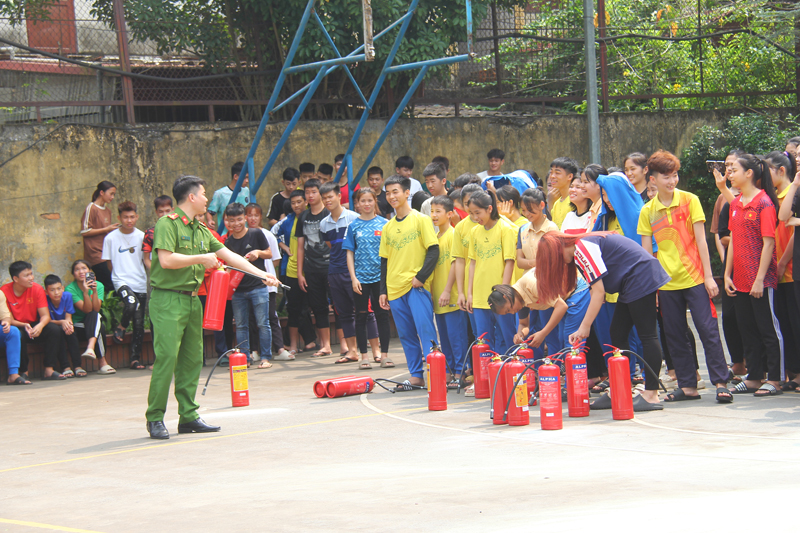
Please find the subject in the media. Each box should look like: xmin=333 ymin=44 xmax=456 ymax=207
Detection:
xmin=273 ymin=349 xmax=295 ymax=361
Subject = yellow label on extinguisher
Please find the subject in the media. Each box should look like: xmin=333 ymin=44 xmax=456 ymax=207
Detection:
xmin=514 ymin=373 xmax=528 ymax=408
xmin=426 ymin=363 xmax=431 ymax=392
xmin=232 ymin=365 xmax=248 ymax=392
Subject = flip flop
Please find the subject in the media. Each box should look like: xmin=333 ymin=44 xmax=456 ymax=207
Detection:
xmin=664 ymin=389 xmax=702 ymax=402
xmin=258 ymin=360 xmax=272 ymax=369
xmin=590 ymin=393 xmax=613 ymax=410
xmin=7 ymin=376 xmax=32 ymax=385
xmin=380 ymin=358 xmax=395 ymax=368
xmin=715 ymin=386 xmax=733 ymax=403
xmin=130 ymin=361 xmax=146 ymax=370
xmin=781 ymin=380 xmax=800 ymax=392
xmin=729 ymin=381 xmax=759 ymax=394
xmin=754 ymin=383 xmax=783 ymax=396
xmin=632 ymin=395 xmax=664 ymax=412
xmin=359 ymin=360 xmax=372 ymax=370
xmin=393 ymin=380 xmax=418 ymax=392
xmin=43 ymin=372 xmax=67 ymax=381
xmin=335 ymin=355 xmax=359 ymax=364
xmin=591 ymin=379 xmax=609 ymax=394
xmin=311 ymin=350 xmax=332 ymax=358
xmin=447 ymin=379 xmax=461 ymax=390
xmin=373 ymin=355 xmax=382 ymax=363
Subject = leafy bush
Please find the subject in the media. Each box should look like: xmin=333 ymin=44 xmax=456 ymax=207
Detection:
xmin=100 ymin=291 xmax=151 ymax=334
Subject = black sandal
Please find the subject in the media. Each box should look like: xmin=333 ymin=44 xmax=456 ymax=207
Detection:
xmin=591 ymin=379 xmax=610 ymax=394
xmin=781 ymin=380 xmax=800 ymax=392
xmin=113 ymin=327 xmax=126 ymax=344
xmin=715 ymin=387 xmax=733 ymax=403
xmin=7 ymin=376 xmax=32 ymax=385
xmin=130 ymin=360 xmax=145 ymax=370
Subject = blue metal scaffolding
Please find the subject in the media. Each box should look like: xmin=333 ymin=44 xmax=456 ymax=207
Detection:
xmin=223 ymin=0 xmax=474 ymax=226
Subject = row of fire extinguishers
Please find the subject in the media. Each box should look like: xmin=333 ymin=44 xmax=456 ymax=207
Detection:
xmin=313 ymin=330 xmax=652 ymax=430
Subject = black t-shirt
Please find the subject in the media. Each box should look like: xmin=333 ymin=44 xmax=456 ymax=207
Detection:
xmin=295 ymin=207 xmax=330 ymax=274
xmin=268 ymin=191 xmax=289 ymax=222
xmin=376 ymin=190 xmax=392 ymax=219
xmin=718 ymin=201 xmax=731 ymax=268
xmin=224 ymin=228 xmax=269 ymax=292
xmin=639 ymin=189 xmax=649 ymax=203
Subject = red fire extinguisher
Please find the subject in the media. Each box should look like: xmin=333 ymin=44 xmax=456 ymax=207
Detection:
xmin=313 ymin=376 xmax=355 ymax=398
xmin=516 ymin=346 xmax=537 ymax=403
xmin=472 ymin=333 xmax=492 ymax=399
xmin=203 ymin=267 xmax=230 ymax=331
xmin=228 ymin=349 xmax=250 ymax=407
xmin=427 ymin=343 xmax=447 ymax=411
xmin=565 ymin=344 xmax=590 ymax=418
xmin=538 ymin=358 xmax=562 ymax=430
xmin=488 ymin=355 xmax=507 ymax=425
xmin=504 ymin=357 xmax=530 ymax=426
xmin=326 ymin=376 xmax=375 ymax=398
xmin=606 ymin=346 xmax=634 ymax=420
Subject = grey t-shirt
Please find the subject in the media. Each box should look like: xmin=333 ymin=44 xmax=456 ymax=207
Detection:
xmin=295 ymin=208 xmax=330 ymax=274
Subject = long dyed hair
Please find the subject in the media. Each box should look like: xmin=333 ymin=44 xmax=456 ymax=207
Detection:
xmin=534 ymin=231 xmax=612 ymax=303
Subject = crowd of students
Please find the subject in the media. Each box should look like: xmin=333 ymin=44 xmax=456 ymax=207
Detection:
xmin=4 ymin=142 xmax=800 ymax=411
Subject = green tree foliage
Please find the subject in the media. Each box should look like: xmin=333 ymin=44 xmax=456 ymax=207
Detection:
xmin=475 ymin=0 xmax=797 ymax=112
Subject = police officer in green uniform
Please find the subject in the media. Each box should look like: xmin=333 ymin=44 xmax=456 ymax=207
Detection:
xmin=146 ymin=175 xmax=279 ymax=440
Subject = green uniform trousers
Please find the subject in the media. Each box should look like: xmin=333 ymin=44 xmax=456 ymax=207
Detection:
xmin=146 ymin=290 xmax=204 ymax=423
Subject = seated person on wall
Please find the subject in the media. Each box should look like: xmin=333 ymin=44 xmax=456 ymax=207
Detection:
xmin=0 ymin=261 xmax=69 ymax=381
xmin=65 ymin=260 xmax=115 ymax=375
xmin=45 ymin=274 xmax=89 ymax=378
xmin=1 ymin=287 xmax=28 ymax=384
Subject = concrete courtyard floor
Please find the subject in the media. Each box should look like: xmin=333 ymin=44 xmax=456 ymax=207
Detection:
xmin=2 ymin=344 xmax=800 ymax=532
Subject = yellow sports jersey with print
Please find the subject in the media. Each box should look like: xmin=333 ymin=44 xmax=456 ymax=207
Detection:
xmin=637 ymin=189 xmax=706 ymax=291
xmin=286 ymin=217 xmax=299 ymax=278
xmin=551 ymin=196 xmax=572 ymax=229
xmin=432 ymin=227 xmax=459 ymax=315
xmin=451 ymin=216 xmax=480 ymax=291
xmin=379 ymin=210 xmax=438 ymax=300
xmin=468 ymin=219 xmax=517 ymax=310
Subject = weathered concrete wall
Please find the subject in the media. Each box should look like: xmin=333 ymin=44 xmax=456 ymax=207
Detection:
xmin=0 ymin=109 xmax=790 ymax=283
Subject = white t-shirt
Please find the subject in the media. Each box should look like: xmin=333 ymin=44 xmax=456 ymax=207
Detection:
xmin=101 ymin=228 xmax=147 ymax=292
xmin=260 ymin=228 xmax=281 ymax=294
xmin=477 ymin=171 xmax=489 ymax=180
xmin=560 ymin=210 xmax=592 ymax=234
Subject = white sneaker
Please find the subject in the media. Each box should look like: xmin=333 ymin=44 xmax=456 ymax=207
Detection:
xmin=696 ymin=379 xmax=706 ymax=390
xmin=250 ymin=351 xmax=259 ymax=362
xmin=273 ymin=349 xmax=295 ymax=361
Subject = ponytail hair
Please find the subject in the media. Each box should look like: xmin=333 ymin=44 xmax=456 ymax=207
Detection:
xmin=520 ymin=187 xmax=546 ymax=213
xmin=765 ymin=150 xmax=797 ymax=183
xmin=92 ymin=181 xmax=116 ymax=202
xmin=737 ymin=153 xmax=779 ymax=224
xmin=469 ymin=190 xmax=500 ymax=221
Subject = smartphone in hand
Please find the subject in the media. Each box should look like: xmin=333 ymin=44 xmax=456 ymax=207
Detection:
xmin=85 ymin=272 xmax=96 ymax=284
xmin=706 ymin=160 xmax=725 ymax=174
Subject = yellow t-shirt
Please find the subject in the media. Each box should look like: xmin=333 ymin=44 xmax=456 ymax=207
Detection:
xmin=286 ymin=217 xmax=299 ymax=278
xmin=379 ymin=209 xmax=438 ymax=300
xmin=775 ymin=186 xmax=794 ymax=283
xmin=512 ymin=269 xmax=553 ymax=311
xmin=605 ymin=217 xmax=623 ymax=303
xmin=511 ymin=216 xmax=528 ymax=282
xmin=638 ymin=189 xmax=706 ymax=291
xmin=468 ymin=219 xmax=517 ymax=310
xmin=432 ymin=227 xmax=459 ymax=315
xmin=517 ymin=218 xmax=560 ymax=268
xmin=451 ymin=216 xmax=480 ymax=292
xmin=551 ymin=196 xmax=572 ymax=229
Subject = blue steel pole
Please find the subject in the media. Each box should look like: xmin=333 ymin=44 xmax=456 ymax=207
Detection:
xmin=334 ymin=0 xmax=421 ymax=189
xmin=353 ymin=65 xmax=429 ymax=186
xmin=466 ymin=0 xmax=473 ymax=55
xmin=250 ymin=66 xmax=331 ymax=194
xmin=232 ymin=0 xmax=317 ymax=205
xmin=346 ymin=153 xmax=355 ymax=209
xmin=312 ymin=11 xmax=370 ymax=110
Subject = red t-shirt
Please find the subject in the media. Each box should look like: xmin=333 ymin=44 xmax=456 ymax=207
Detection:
xmin=729 ymin=190 xmax=778 ymax=292
xmin=0 ymin=282 xmax=48 ymax=324
xmin=340 ymin=183 xmax=360 ymax=207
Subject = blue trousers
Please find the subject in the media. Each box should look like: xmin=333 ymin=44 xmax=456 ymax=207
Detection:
xmin=436 ymin=310 xmax=469 ymax=374
xmin=232 ymin=287 xmax=272 ymax=360
xmin=561 ymin=289 xmax=591 ymax=350
xmin=390 ymin=288 xmax=437 ymax=378
xmin=473 ymin=307 xmax=516 ymax=355
xmin=1 ymin=326 xmax=21 ymax=374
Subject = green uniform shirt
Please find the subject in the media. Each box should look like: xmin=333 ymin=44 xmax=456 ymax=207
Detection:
xmin=150 ymin=207 xmax=224 ymax=292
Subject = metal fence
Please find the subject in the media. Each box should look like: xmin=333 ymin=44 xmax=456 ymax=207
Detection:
xmin=0 ymin=1 xmax=796 ymax=124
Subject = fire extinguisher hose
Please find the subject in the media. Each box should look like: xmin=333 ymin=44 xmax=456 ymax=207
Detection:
xmin=619 ymin=350 xmax=668 ymax=393
xmin=201 ymin=341 xmax=248 ymax=396
xmin=223 ymin=265 xmax=292 ymax=291
xmin=373 ymin=378 xmax=426 ymax=393
xmin=490 ymin=356 xmax=514 ymax=422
